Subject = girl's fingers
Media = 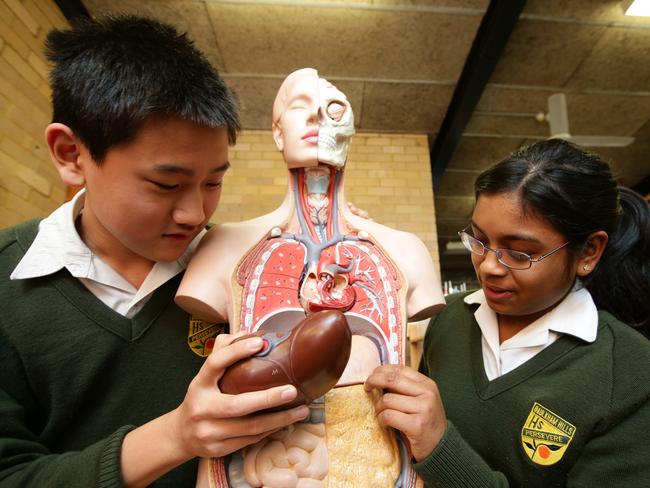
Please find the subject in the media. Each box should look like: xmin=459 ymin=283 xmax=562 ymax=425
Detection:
xmin=364 ymin=365 xmax=431 ymax=397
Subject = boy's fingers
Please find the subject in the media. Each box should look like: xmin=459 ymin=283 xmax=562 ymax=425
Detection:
xmin=197 ymin=336 xmax=264 ymax=387
xmin=218 ymin=384 xmax=300 ymax=417
xmin=218 ymin=405 xmax=310 ymax=440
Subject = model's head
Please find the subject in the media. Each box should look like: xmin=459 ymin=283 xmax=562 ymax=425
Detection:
xmin=472 ymin=138 xmax=649 ymax=334
xmin=45 ymin=15 xmax=240 ymax=163
xmin=272 ymin=68 xmax=354 ymax=169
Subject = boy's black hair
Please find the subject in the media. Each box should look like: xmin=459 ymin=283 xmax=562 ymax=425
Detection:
xmin=45 ymin=15 xmax=240 ymax=163
xmin=474 ymin=138 xmax=650 ymax=337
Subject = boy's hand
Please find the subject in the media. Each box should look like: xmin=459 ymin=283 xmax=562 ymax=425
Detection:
xmin=170 ymin=332 xmax=309 ymax=459
xmin=364 ymin=364 xmax=447 ymax=461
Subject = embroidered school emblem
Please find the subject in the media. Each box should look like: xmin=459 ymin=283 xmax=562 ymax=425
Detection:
xmin=187 ymin=317 xmax=226 ymax=357
xmin=521 ymin=402 xmax=576 ymax=466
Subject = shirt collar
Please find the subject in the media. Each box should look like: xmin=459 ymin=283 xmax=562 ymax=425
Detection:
xmin=10 ymin=189 xmax=91 ymax=280
xmin=464 ymin=283 xmax=598 ymax=346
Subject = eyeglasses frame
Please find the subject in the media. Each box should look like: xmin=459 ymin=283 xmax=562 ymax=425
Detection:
xmin=458 ymin=226 xmax=571 ymax=270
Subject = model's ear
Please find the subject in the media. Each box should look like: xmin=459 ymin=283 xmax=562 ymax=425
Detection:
xmin=576 ymin=230 xmax=608 ymax=277
xmin=45 ymin=123 xmax=87 ymax=187
xmin=272 ymin=121 xmax=284 ymax=152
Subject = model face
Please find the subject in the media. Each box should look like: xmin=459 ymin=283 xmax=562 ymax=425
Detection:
xmin=273 ymin=69 xmax=354 ymax=169
xmin=78 ymin=117 xmax=229 ymax=266
xmin=470 ymin=192 xmax=576 ymax=327
xmin=274 ymin=70 xmax=320 ymax=169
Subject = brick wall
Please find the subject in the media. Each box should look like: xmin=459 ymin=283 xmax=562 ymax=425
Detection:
xmin=0 ymin=0 xmax=68 ymax=227
xmin=218 ymin=130 xmax=441 ymax=266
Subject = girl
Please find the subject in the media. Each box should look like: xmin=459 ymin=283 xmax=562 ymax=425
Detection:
xmin=366 ymin=139 xmax=650 ymax=487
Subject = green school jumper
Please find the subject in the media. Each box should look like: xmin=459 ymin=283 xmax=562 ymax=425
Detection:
xmin=0 ymin=220 xmax=209 ymax=487
xmin=414 ymin=292 xmax=650 ymax=487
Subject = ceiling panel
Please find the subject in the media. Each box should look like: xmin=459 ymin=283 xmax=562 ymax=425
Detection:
xmin=464 ymin=114 xmax=547 ymax=137
xmin=83 ymin=0 xmax=225 ymax=69
xmin=566 ymin=27 xmax=650 ymax=92
xmin=489 ymin=19 xmax=605 ymax=87
xmin=360 ymin=82 xmax=454 ymax=132
xmin=446 ymin=136 xmax=526 ymax=170
xmin=205 ymin=3 xmax=481 ymax=80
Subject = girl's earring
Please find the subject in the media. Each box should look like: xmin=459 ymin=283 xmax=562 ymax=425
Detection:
xmin=583 ymin=264 xmax=591 ymax=272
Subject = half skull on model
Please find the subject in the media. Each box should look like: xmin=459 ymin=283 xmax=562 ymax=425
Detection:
xmin=176 ymin=68 xmax=445 ymax=488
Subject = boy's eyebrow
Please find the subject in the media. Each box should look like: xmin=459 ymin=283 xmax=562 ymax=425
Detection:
xmin=153 ymin=161 xmax=231 ymax=176
xmin=470 ymin=221 xmax=542 ymax=244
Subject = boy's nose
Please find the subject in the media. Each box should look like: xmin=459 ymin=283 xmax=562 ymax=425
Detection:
xmin=173 ymin=192 xmax=206 ymax=227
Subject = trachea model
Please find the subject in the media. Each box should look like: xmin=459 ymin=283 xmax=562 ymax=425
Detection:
xmin=176 ymin=68 xmax=445 ymax=488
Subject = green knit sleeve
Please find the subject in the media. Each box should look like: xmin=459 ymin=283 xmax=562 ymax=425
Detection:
xmin=0 ymin=395 xmax=136 ymax=488
xmin=566 ymin=324 xmax=650 ymax=487
xmin=413 ymin=421 xmax=510 ymax=487
xmin=0 ymin=322 xmax=136 ymax=487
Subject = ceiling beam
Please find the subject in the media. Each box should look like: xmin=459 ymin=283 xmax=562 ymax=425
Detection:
xmin=429 ymin=0 xmax=527 ymax=189
xmin=54 ymin=0 xmax=91 ymax=25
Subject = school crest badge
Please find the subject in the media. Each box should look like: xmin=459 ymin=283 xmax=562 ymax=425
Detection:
xmin=187 ymin=317 xmax=226 ymax=357
xmin=521 ymin=402 xmax=576 ymax=466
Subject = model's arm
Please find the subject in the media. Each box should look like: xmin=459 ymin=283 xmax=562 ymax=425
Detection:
xmin=399 ymin=234 xmax=445 ymax=321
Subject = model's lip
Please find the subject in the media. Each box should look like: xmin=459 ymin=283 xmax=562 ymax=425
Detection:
xmin=302 ymin=129 xmax=319 ymax=142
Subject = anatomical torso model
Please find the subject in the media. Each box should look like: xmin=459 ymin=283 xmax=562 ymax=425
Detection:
xmin=176 ymin=68 xmax=445 ymax=488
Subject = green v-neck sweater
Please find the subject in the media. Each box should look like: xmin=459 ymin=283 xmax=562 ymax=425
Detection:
xmin=0 ymin=220 xmax=206 ymax=486
xmin=413 ymin=292 xmax=650 ymax=487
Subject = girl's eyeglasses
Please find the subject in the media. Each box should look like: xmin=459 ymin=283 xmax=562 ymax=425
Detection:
xmin=458 ymin=227 xmax=570 ymax=270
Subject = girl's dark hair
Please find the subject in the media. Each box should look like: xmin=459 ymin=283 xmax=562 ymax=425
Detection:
xmin=45 ymin=15 xmax=240 ymax=163
xmin=474 ymin=138 xmax=650 ymax=337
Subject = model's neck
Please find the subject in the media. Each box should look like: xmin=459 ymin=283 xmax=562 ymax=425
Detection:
xmin=290 ymin=166 xmax=345 ymax=243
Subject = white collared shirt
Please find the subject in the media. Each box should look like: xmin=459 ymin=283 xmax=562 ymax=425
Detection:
xmin=10 ymin=190 xmax=205 ymax=318
xmin=464 ymin=286 xmax=598 ymax=380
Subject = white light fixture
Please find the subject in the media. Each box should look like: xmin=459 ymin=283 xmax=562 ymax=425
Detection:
xmin=622 ymin=0 xmax=650 ymax=16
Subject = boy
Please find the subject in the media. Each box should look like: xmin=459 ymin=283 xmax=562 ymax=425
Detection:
xmin=0 ymin=16 xmax=306 ymax=487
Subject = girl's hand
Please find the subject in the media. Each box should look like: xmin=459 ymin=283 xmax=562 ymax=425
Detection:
xmin=364 ymin=364 xmax=447 ymax=461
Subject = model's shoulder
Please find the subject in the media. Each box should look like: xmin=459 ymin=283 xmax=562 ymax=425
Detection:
xmin=0 ymin=219 xmax=40 ymax=254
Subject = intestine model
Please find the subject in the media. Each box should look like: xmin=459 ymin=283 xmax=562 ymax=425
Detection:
xmin=176 ymin=68 xmax=445 ymax=488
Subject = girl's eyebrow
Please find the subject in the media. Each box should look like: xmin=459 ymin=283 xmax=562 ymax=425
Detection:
xmin=470 ymin=220 xmax=543 ymax=244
